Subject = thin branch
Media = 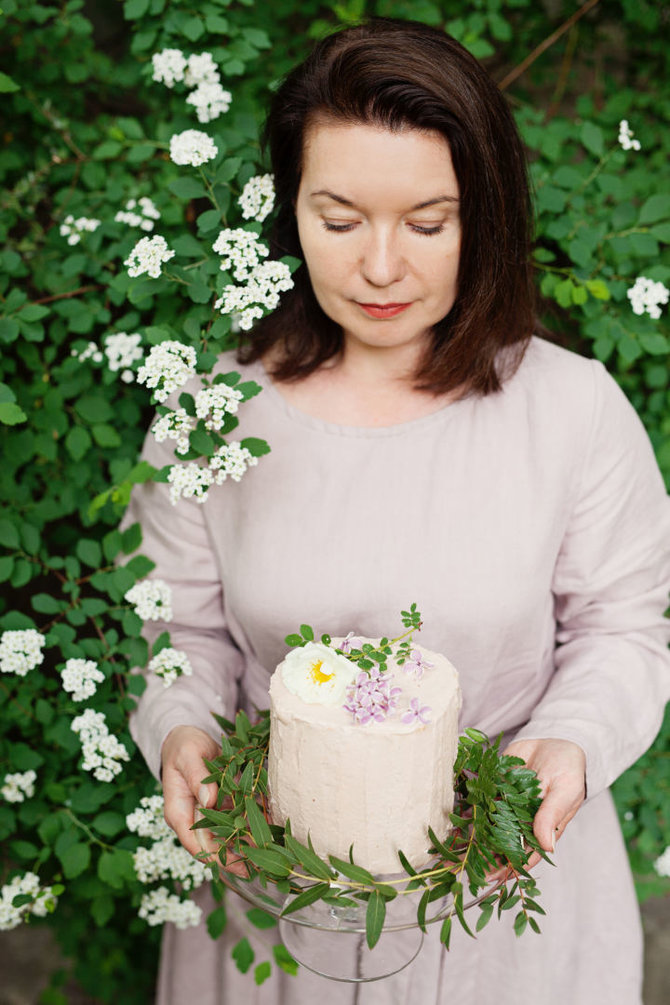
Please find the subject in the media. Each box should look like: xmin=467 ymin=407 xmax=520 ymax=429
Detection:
xmin=498 ymin=0 xmax=601 ymax=92
xmin=31 ymin=284 xmax=105 ymax=306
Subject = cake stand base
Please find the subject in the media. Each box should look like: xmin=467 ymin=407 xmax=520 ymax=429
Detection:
xmin=278 ymin=918 xmax=424 ymax=982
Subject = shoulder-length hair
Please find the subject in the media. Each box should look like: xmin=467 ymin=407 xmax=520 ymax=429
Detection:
xmin=238 ymin=18 xmax=536 ymax=396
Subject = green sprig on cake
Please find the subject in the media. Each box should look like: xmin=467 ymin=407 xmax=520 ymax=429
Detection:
xmin=197 ymin=608 xmax=548 ymax=950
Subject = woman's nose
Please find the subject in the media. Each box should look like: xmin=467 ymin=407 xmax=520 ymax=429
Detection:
xmin=360 ymin=229 xmax=405 ymax=288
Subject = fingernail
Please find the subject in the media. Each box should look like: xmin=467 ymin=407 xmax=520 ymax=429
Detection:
xmin=198 ymin=784 xmax=210 ymax=807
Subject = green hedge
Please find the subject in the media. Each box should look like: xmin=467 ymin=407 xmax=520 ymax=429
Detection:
xmin=1 ymin=1 xmax=668 ymax=1000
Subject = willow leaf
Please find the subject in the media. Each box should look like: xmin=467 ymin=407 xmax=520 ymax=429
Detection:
xmin=280 ymin=882 xmax=330 ymax=916
xmin=365 ymin=891 xmax=386 ymax=949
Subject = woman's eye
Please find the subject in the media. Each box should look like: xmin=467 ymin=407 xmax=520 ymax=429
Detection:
xmin=409 ymin=223 xmax=445 ymax=236
xmin=322 ymin=220 xmax=358 ymax=233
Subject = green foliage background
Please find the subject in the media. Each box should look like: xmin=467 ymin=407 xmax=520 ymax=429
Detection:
xmin=1 ymin=0 xmax=668 ymax=1000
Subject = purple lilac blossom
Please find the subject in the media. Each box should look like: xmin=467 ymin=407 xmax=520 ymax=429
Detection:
xmin=401 ymin=698 xmax=432 ymax=725
xmin=339 ymin=632 xmax=364 ymax=654
xmin=343 ymin=667 xmax=402 ymax=725
xmin=401 ymin=648 xmax=434 ymax=679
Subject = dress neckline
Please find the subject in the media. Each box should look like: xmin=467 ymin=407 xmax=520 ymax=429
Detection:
xmin=250 ymin=358 xmax=466 ymax=439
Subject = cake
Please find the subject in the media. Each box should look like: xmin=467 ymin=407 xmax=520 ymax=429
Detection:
xmin=268 ymin=637 xmax=461 ymax=875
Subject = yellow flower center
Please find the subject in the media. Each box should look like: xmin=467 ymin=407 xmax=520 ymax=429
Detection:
xmin=309 ymin=660 xmax=335 ymax=685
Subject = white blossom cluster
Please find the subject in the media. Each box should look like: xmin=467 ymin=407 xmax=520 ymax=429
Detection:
xmin=137 ymin=341 xmax=197 ymax=403
xmin=152 ymin=49 xmax=231 ymax=124
xmin=72 ymin=341 xmax=104 ymax=364
xmin=148 ymin=647 xmax=193 ymax=687
xmin=195 ymin=384 xmax=243 ymax=429
xmin=239 ymin=174 xmax=275 ymax=223
xmin=126 ymin=794 xmax=172 ymax=840
xmin=1 ymin=770 xmax=37 ymax=804
xmin=104 ymin=331 xmax=144 ymax=383
xmin=167 ymin=463 xmax=215 ymax=505
xmin=0 ymin=629 xmax=45 ymax=677
xmin=134 ymin=836 xmax=208 ymax=889
xmin=139 ymin=887 xmax=202 ymax=929
xmin=214 ymin=260 xmax=294 ymax=331
xmin=60 ymin=657 xmax=105 ymax=702
xmin=71 ymin=709 xmax=130 ymax=783
xmin=59 ymin=214 xmax=101 ymax=246
xmin=125 ymin=235 xmax=175 ymax=279
xmin=0 ymin=873 xmax=58 ymax=931
xmin=627 ymin=276 xmax=670 ymax=320
xmin=169 ymin=129 xmax=218 ymax=167
xmin=167 ymin=443 xmax=259 ymax=505
xmin=115 ymin=197 xmax=161 ymax=231
xmin=618 ymin=120 xmax=641 ymax=152
xmin=152 ymin=408 xmax=195 ymax=455
xmin=213 ymin=228 xmax=269 ymax=282
xmin=124 ymin=579 xmax=173 ymax=622
xmin=654 ymin=846 xmax=670 ymax=878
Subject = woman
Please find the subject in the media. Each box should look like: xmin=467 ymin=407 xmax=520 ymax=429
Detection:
xmin=126 ymin=19 xmax=670 ymax=1005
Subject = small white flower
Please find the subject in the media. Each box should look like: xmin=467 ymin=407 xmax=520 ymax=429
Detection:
xmin=214 ymin=259 xmax=294 ymax=328
xmin=125 ymin=235 xmax=175 ymax=279
xmin=115 ymin=197 xmax=160 ymax=231
xmin=133 ymin=836 xmax=208 ymax=888
xmin=148 ymin=647 xmax=193 ymax=687
xmin=152 ymin=49 xmax=187 ymax=88
xmin=186 ymin=81 xmax=231 ymax=123
xmin=209 ymin=442 xmax=258 ymax=484
xmin=73 ymin=341 xmax=104 ymax=364
xmin=59 ymin=214 xmax=101 ymax=246
xmin=138 ymin=887 xmax=202 ymax=929
xmin=152 ymin=408 xmax=196 ymax=455
xmin=124 ymin=579 xmax=173 ymax=622
xmin=0 ymin=630 xmax=45 ymax=677
xmin=654 ymin=846 xmax=670 ymax=878
xmin=137 ymin=341 xmax=197 ymax=403
xmin=195 ymin=384 xmax=243 ymax=430
xmin=1 ymin=770 xmax=37 ymax=804
xmin=184 ymin=52 xmax=220 ymax=88
xmin=239 ymin=174 xmax=275 ymax=223
xmin=169 ymin=129 xmax=218 ymax=167
xmin=104 ymin=331 xmax=144 ymax=375
xmin=127 ymin=795 xmax=172 ymax=840
xmin=618 ymin=119 xmax=641 ymax=152
xmin=71 ymin=709 xmax=130 ymax=782
xmin=167 ymin=463 xmax=214 ymax=505
xmin=627 ymin=276 xmax=669 ymax=320
xmin=279 ymin=641 xmax=357 ymax=706
xmin=0 ymin=873 xmax=58 ymax=931
xmin=212 ymin=228 xmax=269 ymax=282
xmin=60 ymin=658 xmax=105 ymax=702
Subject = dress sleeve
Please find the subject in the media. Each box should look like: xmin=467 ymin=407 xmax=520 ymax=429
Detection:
xmin=513 ymin=360 xmax=670 ymax=798
xmin=121 ymin=428 xmax=244 ymax=781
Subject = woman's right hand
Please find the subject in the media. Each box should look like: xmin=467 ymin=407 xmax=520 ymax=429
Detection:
xmin=161 ymin=724 xmax=248 ymax=875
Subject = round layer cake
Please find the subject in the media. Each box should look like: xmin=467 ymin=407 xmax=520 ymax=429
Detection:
xmin=268 ymin=638 xmax=461 ymax=875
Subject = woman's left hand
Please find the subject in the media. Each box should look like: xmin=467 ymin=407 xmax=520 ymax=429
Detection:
xmin=501 ymin=737 xmax=587 ymax=869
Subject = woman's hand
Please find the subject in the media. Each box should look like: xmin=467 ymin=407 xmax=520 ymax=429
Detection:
xmin=161 ymin=725 xmax=248 ymax=876
xmin=503 ymin=737 xmax=587 ymax=868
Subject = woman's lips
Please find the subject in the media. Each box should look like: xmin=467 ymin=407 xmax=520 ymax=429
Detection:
xmin=357 ymin=302 xmax=412 ymax=319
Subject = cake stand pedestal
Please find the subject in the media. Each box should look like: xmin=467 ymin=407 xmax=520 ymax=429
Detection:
xmin=221 ymin=869 xmax=497 ymax=983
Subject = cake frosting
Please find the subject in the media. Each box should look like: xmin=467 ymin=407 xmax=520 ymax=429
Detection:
xmin=268 ymin=638 xmax=461 ymax=875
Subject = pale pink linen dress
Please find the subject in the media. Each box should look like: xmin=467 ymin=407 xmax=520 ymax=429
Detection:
xmin=126 ymin=336 xmax=670 ymax=1005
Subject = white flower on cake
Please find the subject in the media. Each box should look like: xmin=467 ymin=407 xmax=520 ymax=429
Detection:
xmin=281 ymin=642 xmax=357 ymax=705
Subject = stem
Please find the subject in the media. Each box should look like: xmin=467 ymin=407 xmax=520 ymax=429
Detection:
xmin=498 ymin=0 xmax=601 ymax=91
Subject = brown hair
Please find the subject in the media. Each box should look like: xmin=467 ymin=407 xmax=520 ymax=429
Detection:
xmin=238 ymin=18 xmax=536 ymax=395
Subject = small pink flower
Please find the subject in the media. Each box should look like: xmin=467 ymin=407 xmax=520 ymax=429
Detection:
xmin=401 ymin=698 xmax=432 ymax=725
xmin=340 ymin=632 xmax=364 ymax=654
xmin=402 ymin=649 xmax=434 ymax=679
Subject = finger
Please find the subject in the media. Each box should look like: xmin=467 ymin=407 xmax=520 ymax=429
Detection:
xmin=532 ymin=783 xmax=582 ymax=852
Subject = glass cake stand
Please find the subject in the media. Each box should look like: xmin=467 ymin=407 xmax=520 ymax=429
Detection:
xmin=219 ymin=865 xmax=499 ymax=983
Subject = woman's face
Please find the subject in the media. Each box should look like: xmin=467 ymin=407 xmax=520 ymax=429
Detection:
xmin=295 ymin=121 xmax=461 ymax=360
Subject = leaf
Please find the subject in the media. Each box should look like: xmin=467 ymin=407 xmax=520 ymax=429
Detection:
xmin=300 ymin=624 xmax=314 ymax=641
xmin=232 ymin=937 xmax=254 ymax=973
xmin=0 ymin=402 xmax=27 ymax=424
xmin=76 ymin=538 xmax=102 ymax=568
xmin=327 ymin=857 xmax=376 ymax=886
xmin=0 ymin=519 xmax=20 ymax=549
xmin=59 ymin=842 xmax=91 ymax=879
xmin=280 ymin=882 xmax=330 ymax=916
xmin=246 ymin=907 xmax=276 ymax=930
xmin=92 ymin=812 xmax=125 ymax=838
xmin=283 ymin=833 xmax=334 ymax=881
xmin=365 ymin=890 xmax=386 ymax=949
xmin=244 ymin=796 xmax=273 ymax=847
xmin=284 ymin=633 xmax=303 ymax=647
xmin=639 ymin=194 xmax=670 ymax=225
xmin=272 ymin=944 xmax=298 ymax=976
xmin=440 ymin=914 xmax=452 ymax=948
xmin=254 ymin=962 xmax=271 ymax=986
xmin=514 ymin=912 xmax=528 ymax=936
xmin=244 ymin=847 xmax=291 ymax=877
xmin=0 ymin=72 xmax=20 ymax=93
xmin=169 ymin=177 xmax=208 ymax=200
xmin=206 ymin=903 xmax=227 ymax=939
xmin=579 ymin=121 xmax=604 ymax=158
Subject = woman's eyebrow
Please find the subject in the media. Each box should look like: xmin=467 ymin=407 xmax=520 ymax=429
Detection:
xmin=310 ymin=189 xmax=459 ymax=210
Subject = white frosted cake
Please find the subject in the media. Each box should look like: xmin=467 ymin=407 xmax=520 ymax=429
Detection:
xmin=268 ymin=637 xmax=461 ymax=875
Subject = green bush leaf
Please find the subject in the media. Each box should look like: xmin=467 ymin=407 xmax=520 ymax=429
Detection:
xmin=231 ymin=936 xmax=254 ymax=973
xmin=206 ymin=903 xmax=228 ymax=939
